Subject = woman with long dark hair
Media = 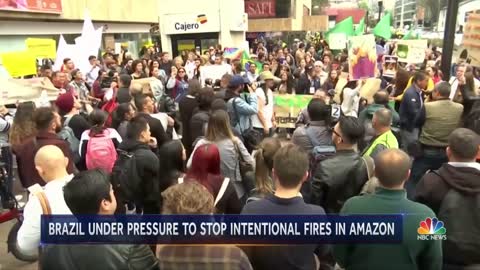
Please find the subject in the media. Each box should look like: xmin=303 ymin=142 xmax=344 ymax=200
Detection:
xmin=79 ymin=109 xmax=122 ymax=171
xmin=187 ymin=110 xmax=253 ymax=201
xmin=158 ymin=140 xmax=185 ymax=193
xmin=131 ymin=60 xmax=147 ymax=80
xmin=322 ymin=69 xmax=339 ymax=91
xmin=112 ymin=103 xmax=136 ymax=140
xmin=166 ymin=66 xmax=189 ymax=102
xmin=459 ymin=71 xmax=480 ymax=118
xmin=184 ymin=143 xmax=241 ymax=214
xmin=10 ymin=102 xmax=36 ymax=148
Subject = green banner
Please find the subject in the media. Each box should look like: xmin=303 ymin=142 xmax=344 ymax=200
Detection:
xmin=274 ymin=94 xmax=313 ymax=128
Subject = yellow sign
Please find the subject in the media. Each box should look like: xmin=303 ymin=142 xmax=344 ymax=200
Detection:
xmin=25 ymin=38 xmax=56 ymax=59
xmin=1 ymin=51 xmax=37 ymax=77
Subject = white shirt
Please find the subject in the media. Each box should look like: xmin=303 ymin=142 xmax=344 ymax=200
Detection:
xmin=86 ymin=65 xmax=100 ymax=87
xmin=151 ymin=113 xmax=179 ymax=140
xmin=251 ymin=88 xmax=274 ymax=129
xmin=185 ymin=60 xmax=197 ymax=80
xmin=341 ymin=87 xmax=360 ymax=117
xmin=17 ymin=175 xmax=74 ymax=255
xmin=448 ymin=162 xmax=480 ymax=171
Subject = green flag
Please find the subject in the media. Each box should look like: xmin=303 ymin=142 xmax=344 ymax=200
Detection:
xmin=241 ymin=50 xmax=263 ymax=73
xmin=355 ymin=17 xmax=365 ymax=36
xmin=373 ymin=12 xmax=392 ymax=40
xmin=326 ymin=16 xmax=355 ymax=41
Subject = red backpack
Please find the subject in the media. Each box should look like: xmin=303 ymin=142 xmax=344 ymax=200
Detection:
xmin=86 ymin=129 xmax=118 ymax=173
xmin=101 ymin=98 xmax=118 ymax=128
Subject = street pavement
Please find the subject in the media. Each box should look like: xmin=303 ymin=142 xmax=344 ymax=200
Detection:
xmin=0 ymin=219 xmax=36 ymax=270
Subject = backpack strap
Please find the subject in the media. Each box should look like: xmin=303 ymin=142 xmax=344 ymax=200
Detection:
xmin=214 ymin=178 xmax=230 ymax=206
xmin=361 ymin=156 xmax=375 ymax=180
xmin=63 ymin=115 xmax=73 ymax=127
xmin=28 ymin=184 xmax=52 ymax=215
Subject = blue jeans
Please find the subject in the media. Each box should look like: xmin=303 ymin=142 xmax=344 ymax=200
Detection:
xmin=406 ymin=146 xmax=448 ymax=199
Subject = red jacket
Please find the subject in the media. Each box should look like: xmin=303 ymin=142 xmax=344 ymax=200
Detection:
xmin=14 ymin=131 xmax=76 ymax=188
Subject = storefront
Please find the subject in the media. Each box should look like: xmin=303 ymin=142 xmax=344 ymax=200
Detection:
xmin=158 ymin=0 xmax=247 ymax=56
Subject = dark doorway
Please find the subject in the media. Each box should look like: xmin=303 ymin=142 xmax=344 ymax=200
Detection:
xmin=170 ymin=33 xmax=219 ymax=57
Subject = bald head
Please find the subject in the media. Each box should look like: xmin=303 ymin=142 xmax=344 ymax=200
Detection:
xmin=374 ymin=149 xmax=411 ymax=189
xmin=373 ymin=108 xmax=393 ymax=127
xmin=35 ymin=145 xmax=69 ymax=182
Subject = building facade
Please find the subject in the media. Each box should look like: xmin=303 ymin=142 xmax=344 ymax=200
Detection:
xmin=158 ymin=0 xmax=247 ymax=57
xmin=0 ymin=0 xmax=160 ymax=58
xmin=394 ymin=0 xmax=416 ymax=28
xmin=437 ymin=0 xmax=480 ymax=32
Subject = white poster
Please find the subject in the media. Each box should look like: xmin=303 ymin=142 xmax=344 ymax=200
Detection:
xmin=329 ymin=33 xmax=347 ymax=50
xmin=395 ymin=40 xmax=428 ymax=63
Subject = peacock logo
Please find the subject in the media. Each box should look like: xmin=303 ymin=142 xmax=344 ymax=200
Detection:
xmin=417 ymin=217 xmax=447 ymax=240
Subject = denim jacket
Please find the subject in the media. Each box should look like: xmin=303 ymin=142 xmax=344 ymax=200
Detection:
xmin=227 ymin=93 xmax=258 ymax=134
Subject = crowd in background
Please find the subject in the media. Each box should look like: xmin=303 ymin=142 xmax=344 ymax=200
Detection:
xmin=0 ymin=36 xmax=479 ymax=270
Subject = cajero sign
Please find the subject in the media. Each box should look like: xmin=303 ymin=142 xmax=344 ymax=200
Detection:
xmin=164 ymin=12 xmax=220 ymax=34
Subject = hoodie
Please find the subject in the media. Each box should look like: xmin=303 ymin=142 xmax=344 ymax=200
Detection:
xmin=118 ymin=139 xmax=160 ymax=213
xmin=358 ymin=103 xmax=400 ymax=127
xmin=415 ymin=163 xmax=480 ymax=214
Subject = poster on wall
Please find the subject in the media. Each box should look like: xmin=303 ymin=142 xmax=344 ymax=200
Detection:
xmin=348 ymin=34 xmax=377 ymax=80
xmin=395 ymin=40 xmax=428 ymax=63
xmin=0 ymin=0 xmax=62 ymax=14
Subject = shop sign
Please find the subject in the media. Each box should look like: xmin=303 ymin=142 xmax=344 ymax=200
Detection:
xmin=0 ymin=0 xmax=62 ymax=14
xmin=245 ymin=0 xmax=276 ymax=18
xmin=164 ymin=13 xmax=220 ymax=35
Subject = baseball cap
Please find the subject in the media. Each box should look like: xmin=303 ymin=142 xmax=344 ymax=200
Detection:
xmin=228 ymin=75 xmax=246 ymax=88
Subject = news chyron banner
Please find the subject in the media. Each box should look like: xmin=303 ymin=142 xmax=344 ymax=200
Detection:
xmin=41 ymin=215 xmax=403 ymax=245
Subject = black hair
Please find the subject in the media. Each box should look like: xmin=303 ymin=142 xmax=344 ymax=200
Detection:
xmin=338 ymin=116 xmax=365 ymax=145
xmin=449 ymin=128 xmax=480 ymax=160
xmin=88 ymin=55 xmax=97 ymax=61
xmin=132 ymin=59 xmax=144 ymax=72
xmin=307 ymin=99 xmax=330 ymax=122
xmin=126 ymin=115 xmax=149 ymax=140
xmin=63 ymin=58 xmax=71 ymax=64
xmin=88 ymin=109 xmax=108 ymax=136
xmin=412 ymin=71 xmax=427 ymax=83
xmin=119 ymin=74 xmax=132 ymax=88
xmin=158 ymin=140 xmax=185 ymax=192
xmin=197 ymin=87 xmax=215 ymax=111
xmin=435 ymin=82 xmax=451 ymax=97
xmin=63 ymin=169 xmax=112 ymax=215
xmin=134 ymin=94 xmax=149 ymax=113
xmin=112 ymin=103 xmax=133 ymax=130
xmin=33 ymin=107 xmax=56 ymax=131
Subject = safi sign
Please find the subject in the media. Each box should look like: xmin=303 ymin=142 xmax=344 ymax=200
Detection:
xmin=164 ymin=13 xmax=220 ymax=34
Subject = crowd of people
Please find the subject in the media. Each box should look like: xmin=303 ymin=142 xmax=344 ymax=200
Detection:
xmin=0 ymin=36 xmax=478 ymax=270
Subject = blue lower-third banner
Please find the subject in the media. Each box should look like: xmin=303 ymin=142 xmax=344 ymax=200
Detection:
xmin=41 ymin=215 xmax=403 ymax=245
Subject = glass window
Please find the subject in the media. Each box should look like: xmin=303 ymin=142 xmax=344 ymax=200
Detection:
xmin=200 ymin=39 xmax=218 ymax=54
xmin=177 ymin=39 xmax=196 ymax=55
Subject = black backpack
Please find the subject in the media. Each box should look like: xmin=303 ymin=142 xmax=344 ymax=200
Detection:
xmin=435 ymin=172 xmax=480 ymax=265
xmin=111 ymin=149 xmax=142 ymax=203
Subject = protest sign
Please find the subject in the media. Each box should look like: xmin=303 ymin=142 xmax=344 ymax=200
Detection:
xmin=0 ymin=77 xmax=58 ymax=105
xmin=0 ymin=51 xmax=37 ymax=77
xmin=199 ymin=65 xmax=231 ymax=86
xmin=348 ymin=35 xmax=377 ymax=80
xmin=329 ymin=33 xmax=347 ymax=50
xmin=395 ymin=40 xmax=428 ymax=63
xmin=274 ymin=94 xmax=312 ymax=128
xmin=25 ymin=38 xmax=56 ymax=59
xmin=223 ymin=48 xmax=243 ymax=59
xmin=383 ymin=55 xmax=398 ymax=78
xmin=461 ymin=12 xmax=480 ymax=67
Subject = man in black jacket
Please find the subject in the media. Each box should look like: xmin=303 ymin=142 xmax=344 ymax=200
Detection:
xmin=296 ymin=65 xmax=321 ymax=95
xmin=40 ymin=169 xmax=158 ymax=270
xmin=416 ymin=128 xmax=480 ymax=269
xmin=311 ymin=116 xmax=369 ymax=213
xmin=117 ymin=74 xmax=132 ymax=103
xmin=118 ymin=116 xmax=160 ymax=214
xmin=134 ymin=94 xmax=169 ymax=148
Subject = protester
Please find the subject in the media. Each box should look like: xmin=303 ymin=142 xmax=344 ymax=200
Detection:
xmin=190 ymin=87 xmax=214 ymax=147
xmin=311 ymin=116 xmax=368 ymax=213
xmin=296 ymin=65 xmax=321 ymax=95
xmin=226 ymin=75 xmax=258 ymax=135
xmin=416 ymin=128 xmax=480 ymax=269
xmin=116 ymin=74 xmax=133 ymax=104
xmin=251 ymin=71 xmax=276 ymax=138
xmin=40 ymin=169 xmax=159 ymax=270
xmin=15 ymin=107 xmax=76 ymax=188
xmin=292 ymin=98 xmax=332 ymax=153
xmin=134 ymin=94 xmax=169 ymax=148
xmin=9 ymin=102 xmax=36 ymax=148
xmin=179 ymin=79 xmax=201 ymax=156
xmin=188 ymin=110 xmax=253 ymax=201
xmin=79 ymin=109 xmax=122 ymax=172
xmin=86 ymin=55 xmax=100 ymax=87
xmin=362 ymin=108 xmax=399 ymax=159
xmin=111 ymin=103 xmax=136 ymax=140
xmin=341 ymin=80 xmax=363 ymax=117
xmin=158 ymin=140 xmax=185 ymax=194
xmin=166 ymin=66 xmax=189 ymax=102
xmin=242 ymin=144 xmax=327 ymax=270
xmin=117 ymin=116 xmax=160 ymax=214
xmin=247 ymin=138 xmax=281 ymax=202
xmin=334 ymin=149 xmax=442 ymax=270
xmin=131 ymin=60 xmax=147 ymax=80
xmin=321 ymin=68 xmax=338 ymax=91
xmin=399 ymin=71 xmax=428 ymax=151
xmin=157 ymin=182 xmax=252 ymax=269
xmin=184 ymin=143 xmax=241 ymax=214
xmin=407 ymin=82 xmax=463 ymax=198
xmin=17 ymin=145 xmax=73 ymax=256
xmin=55 ymin=92 xmax=92 ymax=140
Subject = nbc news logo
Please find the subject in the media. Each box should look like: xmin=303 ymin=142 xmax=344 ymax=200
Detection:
xmin=417 ymin=218 xmax=447 ymax=240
